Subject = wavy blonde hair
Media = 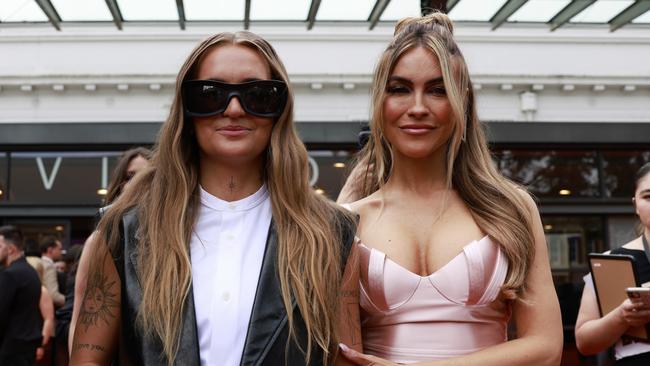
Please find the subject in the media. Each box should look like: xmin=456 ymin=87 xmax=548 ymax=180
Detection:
xmin=93 ymin=31 xmax=355 ymax=364
xmin=352 ymin=13 xmax=535 ymax=298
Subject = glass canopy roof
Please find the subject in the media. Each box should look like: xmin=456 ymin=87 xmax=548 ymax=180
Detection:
xmin=1 ymin=0 xmax=648 ymax=31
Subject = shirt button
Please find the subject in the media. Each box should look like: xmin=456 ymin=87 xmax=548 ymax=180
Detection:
xmin=222 ymin=292 xmax=231 ymax=302
xmin=225 ymin=234 xmax=234 ymax=241
xmin=228 ymin=203 xmax=236 ymax=210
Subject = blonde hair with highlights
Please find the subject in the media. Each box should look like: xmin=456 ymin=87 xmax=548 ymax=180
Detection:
xmin=353 ymin=12 xmax=536 ymax=298
xmin=93 ymin=31 xmax=355 ymax=365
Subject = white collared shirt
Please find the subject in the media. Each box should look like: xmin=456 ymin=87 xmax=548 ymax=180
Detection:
xmin=190 ymin=184 xmax=271 ymax=366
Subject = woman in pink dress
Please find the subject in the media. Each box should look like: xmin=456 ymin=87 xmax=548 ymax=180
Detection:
xmin=338 ymin=12 xmax=562 ymax=365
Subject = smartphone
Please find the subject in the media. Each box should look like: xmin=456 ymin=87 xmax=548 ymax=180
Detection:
xmin=626 ymin=287 xmax=650 ymax=307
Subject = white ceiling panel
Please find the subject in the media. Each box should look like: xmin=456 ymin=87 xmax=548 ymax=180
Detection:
xmin=184 ymin=0 xmax=245 ymax=21
xmin=250 ymin=0 xmax=310 ymax=21
xmin=381 ymin=0 xmax=421 ymax=21
xmin=0 ymin=0 xmax=48 ymax=22
xmin=52 ymin=0 xmax=113 ymax=21
xmin=317 ymin=0 xmax=375 ymax=21
xmin=508 ymin=0 xmax=571 ymax=22
xmin=116 ymin=0 xmax=178 ymax=21
xmin=571 ymin=0 xmax=634 ymax=23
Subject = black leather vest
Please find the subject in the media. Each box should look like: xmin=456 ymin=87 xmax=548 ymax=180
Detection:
xmin=112 ymin=208 xmax=356 ymax=365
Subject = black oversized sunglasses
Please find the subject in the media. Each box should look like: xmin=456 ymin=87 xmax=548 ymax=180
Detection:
xmin=182 ymin=79 xmax=288 ymax=118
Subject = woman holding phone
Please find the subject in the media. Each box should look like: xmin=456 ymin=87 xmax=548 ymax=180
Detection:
xmin=575 ymin=162 xmax=650 ymax=365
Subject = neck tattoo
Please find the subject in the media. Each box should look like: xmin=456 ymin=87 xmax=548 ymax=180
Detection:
xmin=229 ymin=176 xmax=236 ymax=194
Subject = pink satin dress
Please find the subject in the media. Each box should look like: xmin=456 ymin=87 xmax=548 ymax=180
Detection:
xmin=358 ymin=235 xmax=510 ymax=364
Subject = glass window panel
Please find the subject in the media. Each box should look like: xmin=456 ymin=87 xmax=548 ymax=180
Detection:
xmin=184 ymin=0 xmax=244 ymax=21
xmin=571 ymin=0 xmax=634 ymax=23
xmin=308 ymin=150 xmax=355 ymax=200
xmin=543 ymin=215 xmax=606 ymax=271
xmin=51 ymin=0 xmax=112 ymax=21
xmin=381 ymin=0 xmax=421 ymax=21
xmin=632 ymin=9 xmax=650 ymax=23
xmin=116 ymin=0 xmax=178 ymax=21
xmin=250 ymin=0 xmax=310 ymax=21
xmin=543 ymin=215 xmax=605 ymax=332
xmin=0 ymin=153 xmax=7 ymax=202
xmin=9 ymin=152 xmax=120 ymax=205
xmin=602 ymin=150 xmax=650 ymax=198
xmin=0 ymin=0 xmax=48 ymax=22
xmin=317 ymin=0 xmax=375 ymax=21
xmin=494 ymin=149 xmax=600 ymax=198
xmin=508 ymin=0 xmax=571 ymax=22
xmin=448 ymin=0 xmax=508 ymax=21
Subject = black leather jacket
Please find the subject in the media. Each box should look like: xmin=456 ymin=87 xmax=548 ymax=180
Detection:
xmin=112 ymin=208 xmax=356 ymax=365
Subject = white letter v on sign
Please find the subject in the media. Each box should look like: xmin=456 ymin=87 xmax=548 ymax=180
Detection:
xmin=36 ymin=157 xmax=62 ymax=191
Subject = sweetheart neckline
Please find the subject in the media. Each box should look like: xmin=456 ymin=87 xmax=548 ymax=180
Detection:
xmin=356 ymin=235 xmax=491 ymax=279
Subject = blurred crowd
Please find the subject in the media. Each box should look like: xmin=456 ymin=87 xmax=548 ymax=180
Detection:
xmin=0 ymin=147 xmax=151 ymax=366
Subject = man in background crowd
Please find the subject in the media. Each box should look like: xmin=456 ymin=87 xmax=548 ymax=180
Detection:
xmin=0 ymin=225 xmax=43 ymax=365
xmin=40 ymin=236 xmax=65 ymax=308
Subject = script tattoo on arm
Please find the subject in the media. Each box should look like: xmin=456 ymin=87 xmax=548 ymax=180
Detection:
xmin=78 ymin=266 xmax=119 ymax=332
xmin=72 ymin=343 xmax=107 ymax=353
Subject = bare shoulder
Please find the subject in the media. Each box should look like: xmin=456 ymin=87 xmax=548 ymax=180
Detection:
xmin=512 ymin=186 xmax=539 ymax=214
xmin=346 ymin=192 xmax=383 ymax=217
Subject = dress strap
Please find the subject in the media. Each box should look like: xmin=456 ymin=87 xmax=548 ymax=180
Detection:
xmin=368 ymin=248 xmax=389 ymax=311
xmin=463 ymin=242 xmax=485 ymax=305
xmin=478 ymin=246 xmax=508 ymax=305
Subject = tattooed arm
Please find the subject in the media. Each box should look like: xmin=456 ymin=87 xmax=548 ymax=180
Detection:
xmin=334 ymin=242 xmax=362 ymax=366
xmin=69 ymin=234 xmax=120 ymax=366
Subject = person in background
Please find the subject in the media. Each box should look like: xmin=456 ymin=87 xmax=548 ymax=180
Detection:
xmin=40 ymin=236 xmax=65 ymax=308
xmin=0 ymin=225 xmax=44 ymax=366
xmin=104 ymin=147 xmax=152 ymax=205
xmin=26 ymin=255 xmax=56 ymax=365
xmin=70 ymin=31 xmax=359 ymax=365
xmin=338 ymin=12 xmax=562 ymax=366
xmin=54 ymin=244 xmax=84 ymax=366
xmin=575 ymin=162 xmax=650 ymax=365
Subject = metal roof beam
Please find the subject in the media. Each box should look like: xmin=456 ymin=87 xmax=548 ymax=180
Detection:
xmin=34 ymin=0 xmax=61 ymax=31
xmin=490 ymin=0 xmax=528 ymax=30
xmin=609 ymin=0 xmax=650 ymax=32
xmin=175 ymin=0 xmax=186 ymax=30
xmin=368 ymin=0 xmax=391 ymax=30
xmin=548 ymin=0 xmax=595 ymax=31
xmin=104 ymin=0 xmax=123 ymax=30
xmin=446 ymin=0 xmax=460 ymax=12
xmin=306 ymin=0 xmax=322 ymax=30
xmin=244 ymin=0 xmax=251 ymax=30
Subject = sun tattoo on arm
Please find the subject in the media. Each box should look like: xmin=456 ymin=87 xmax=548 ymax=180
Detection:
xmin=79 ymin=267 xmax=119 ymax=331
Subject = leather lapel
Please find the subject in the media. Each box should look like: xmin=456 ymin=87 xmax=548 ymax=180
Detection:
xmin=174 ymin=284 xmax=201 ymax=364
xmin=240 ymin=221 xmax=293 ymax=366
xmin=126 ymin=237 xmax=201 ymax=365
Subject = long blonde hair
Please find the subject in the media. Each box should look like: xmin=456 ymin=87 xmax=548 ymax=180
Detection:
xmin=353 ymin=13 xmax=535 ymax=298
xmin=94 ymin=31 xmax=355 ymax=364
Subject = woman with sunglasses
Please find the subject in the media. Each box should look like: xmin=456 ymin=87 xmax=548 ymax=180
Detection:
xmin=337 ymin=13 xmax=562 ymax=365
xmin=70 ymin=31 xmax=359 ymax=366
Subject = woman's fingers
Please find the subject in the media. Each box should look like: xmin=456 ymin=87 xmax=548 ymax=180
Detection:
xmin=339 ymin=344 xmax=394 ymax=366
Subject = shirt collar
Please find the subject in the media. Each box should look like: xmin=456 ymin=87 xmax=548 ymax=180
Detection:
xmin=199 ymin=184 xmax=269 ymax=212
xmin=42 ymin=256 xmax=54 ymax=264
